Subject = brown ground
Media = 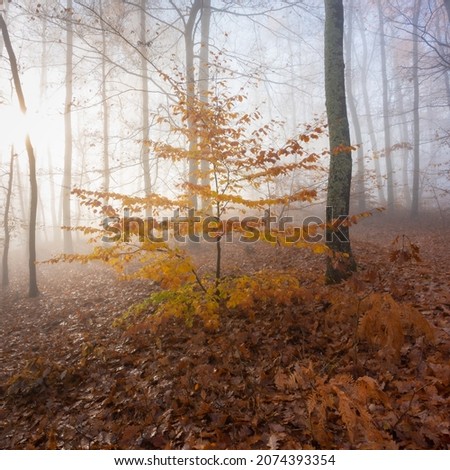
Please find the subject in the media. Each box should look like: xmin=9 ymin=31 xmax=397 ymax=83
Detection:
xmin=0 ymin=214 xmax=449 ymax=449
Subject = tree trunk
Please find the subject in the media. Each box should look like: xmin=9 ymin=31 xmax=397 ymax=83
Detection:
xmin=345 ymin=0 xmax=366 ymax=212
xmin=396 ymin=80 xmax=412 ymax=207
xmin=357 ymin=9 xmax=386 ymax=206
xmin=63 ymin=0 xmax=74 ymax=253
xmin=184 ymin=0 xmax=201 ymax=210
xmin=377 ymin=0 xmax=395 ymax=208
xmin=2 ymin=148 xmax=14 ymax=288
xmin=411 ymin=0 xmax=421 ymax=217
xmin=0 ymin=13 xmax=39 ymax=297
xmin=324 ymin=0 xmax=356 ymax=284
xmin=199 ymin=0 xmax=211 ymax=212
xmin=100 ymin=0 xmax=110 ymax=205
xmin=140 ymin=0 xmax=152 ymax=216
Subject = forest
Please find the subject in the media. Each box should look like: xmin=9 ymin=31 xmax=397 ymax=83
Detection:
xmin=0 ymin=0 xmax=449 ymax=450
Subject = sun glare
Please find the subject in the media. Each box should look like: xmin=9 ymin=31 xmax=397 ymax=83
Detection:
xmin=0 ymin=105 xmax=63 ymax=155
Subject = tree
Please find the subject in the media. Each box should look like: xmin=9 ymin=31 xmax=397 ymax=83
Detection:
xmin=0 ymin=12 xmax=39 ymax=297
xmin=63 ymin=0 xmax=74 ymax=253
xmin=356 ymin=6 xmax=386 ymax=206
xmin=199 ymin=0 xmax=211 ymax=212
xmin=377 ymin=0 xmax=395 ymax=208
xmin=100 ymin=0 xmax=110 ymax=205
xmin=345 ymin=0 xmax=366 ymax=212
xmin=2 ymin=148 xmax=14 ymax=288
xmin=139 ymin=0 xmax=151 ymax=217
xmin=324 ymin=0 xmax=356 ymax=284
xmin=58 ymin=81 xmax=324 ymax=327
xmin=411 ymin=0 xmax=422 ymax=217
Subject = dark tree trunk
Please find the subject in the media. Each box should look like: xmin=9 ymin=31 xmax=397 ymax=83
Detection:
xmin=324 ymin=0 xmax=356 ymax=284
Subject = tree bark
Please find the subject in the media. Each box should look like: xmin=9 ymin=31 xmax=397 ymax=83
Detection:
xmin=324 ymin=0 xmax=356 ymax=284
xmin=0 ymin=13 xmax=39 ymax=297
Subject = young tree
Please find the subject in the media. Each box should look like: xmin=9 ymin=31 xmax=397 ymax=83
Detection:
xmin=324 ymin=0 xmax=356 ymax=283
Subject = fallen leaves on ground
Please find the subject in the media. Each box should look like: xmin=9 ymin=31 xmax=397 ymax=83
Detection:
xmin=0 ymin=219 xmax=449 ymax=449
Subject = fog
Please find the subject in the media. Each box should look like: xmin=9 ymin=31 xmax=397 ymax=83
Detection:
xmin=1 ymin=0 xmax=449 ymax=265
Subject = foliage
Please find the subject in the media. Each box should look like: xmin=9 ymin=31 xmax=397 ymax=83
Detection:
xmin=52 ymin=83 xmax=329 ymax=328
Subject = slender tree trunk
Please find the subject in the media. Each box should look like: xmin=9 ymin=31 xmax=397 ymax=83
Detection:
xmin=14 ymin=156 xmax=27 ymax=224
xmin=199 ymin=0 xmax=211 ymax=212
xmin=324 ymin=0 xmax=356 ymax=284
xmin=140 ymin=0 xmax=152 ymax=216
xmin=2 ymin=148 xmax=14 ymax=288
xmin=411 ymin=0 xmax=421 ymax=217
xmin=377 ymin=0 xmax=395 ymax=208
xmin=63 ymin=0 xmax=74 ymax=253
xmin=345 ymin=0 xmax=365 ymax=212
xmin=100 ymin=0 xmax=110 ymax=205
xmin=396 ymin=81 xmax=412 ymax=207
xmin=185 ymin=0 xmax=201 ymax=210
xmin=47 ymin=150 xmax=59 ymax=245
xmin=357 ymin=9 xmax=386 ymax=205
xmin=0 ymin=13 xmax=39 ymax=297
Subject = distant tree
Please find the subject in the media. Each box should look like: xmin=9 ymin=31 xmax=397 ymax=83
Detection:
xmin=324 ymin=0 xmax=356 ymax=283
xmin=2 ymin=148 xmax=14 ymax=288
xmin=411 ymin=0 xmax=422 ymax=217
xmin=345 ymin=0 xmax=366 ymax=212
xmin=63 ymin=0 xmax=74 ymax=253
xmin=377 ymin=0 xmax=395 ymax=208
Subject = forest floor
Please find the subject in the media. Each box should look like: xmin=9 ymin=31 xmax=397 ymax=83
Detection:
xmin=0 ymin=213 xmax=449 ymax=449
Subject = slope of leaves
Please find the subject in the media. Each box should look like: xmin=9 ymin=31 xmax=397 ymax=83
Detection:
xmin=0 ymin=220 xmax=449 ymax=449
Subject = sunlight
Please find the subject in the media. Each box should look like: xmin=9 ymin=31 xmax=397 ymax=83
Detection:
xmin=0 ymin=104 xmax=62 ymax=154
